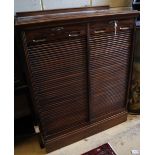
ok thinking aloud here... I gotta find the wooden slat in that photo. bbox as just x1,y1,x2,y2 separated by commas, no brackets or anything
90,29,132,119
23,30,89,138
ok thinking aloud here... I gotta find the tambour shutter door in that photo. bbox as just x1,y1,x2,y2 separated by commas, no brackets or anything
22,24,88,140
89,20,133,120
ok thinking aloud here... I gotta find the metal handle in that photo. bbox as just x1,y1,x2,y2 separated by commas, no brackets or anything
94,30,105,34
114,20,118,35
32,38,46,43
51,27,64,31
69,33,79,37
120,27,130,30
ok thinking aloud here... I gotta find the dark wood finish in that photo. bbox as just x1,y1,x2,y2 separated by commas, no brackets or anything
15,6,110,17
86,23,92,122
89,20,133,120
15,7,138,29
15,6,139,153
125,20,137,110
46,111,127,152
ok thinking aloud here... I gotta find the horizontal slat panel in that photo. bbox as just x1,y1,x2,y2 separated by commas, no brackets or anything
90,29,131,119
38,92,87,109
23,32,88,137
31,72,86,89
42,110,87,136
40,102,87,121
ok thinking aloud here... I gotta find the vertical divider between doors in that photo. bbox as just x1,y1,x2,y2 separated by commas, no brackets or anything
86,23,92,122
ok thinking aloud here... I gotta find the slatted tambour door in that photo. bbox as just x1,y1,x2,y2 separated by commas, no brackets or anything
89,19,133,120
22,24,88,139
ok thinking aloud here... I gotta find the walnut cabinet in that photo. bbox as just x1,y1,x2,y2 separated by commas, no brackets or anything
15,6,139,152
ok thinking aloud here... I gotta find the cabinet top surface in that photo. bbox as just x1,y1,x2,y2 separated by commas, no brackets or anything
15,6,139,27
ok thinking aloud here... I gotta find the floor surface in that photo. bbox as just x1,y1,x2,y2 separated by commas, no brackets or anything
15,114,140,155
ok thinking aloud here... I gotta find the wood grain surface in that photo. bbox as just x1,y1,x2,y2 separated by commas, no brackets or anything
15,6,139,152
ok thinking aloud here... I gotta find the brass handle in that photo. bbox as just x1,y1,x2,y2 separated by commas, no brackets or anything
69,33,80,37
120,27,130,30
94,30,105,34
32,39,46,43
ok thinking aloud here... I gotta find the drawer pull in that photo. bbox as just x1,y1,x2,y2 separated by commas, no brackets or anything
94,30,105,34
114,20,118,35
69,33,79,37
51,27,64,31
32,39,46,43
120,27,130,30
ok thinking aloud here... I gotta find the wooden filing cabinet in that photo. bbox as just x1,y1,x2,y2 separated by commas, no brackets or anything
15,6,139,152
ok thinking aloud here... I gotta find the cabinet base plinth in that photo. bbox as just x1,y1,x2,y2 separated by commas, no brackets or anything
45,111,127,153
